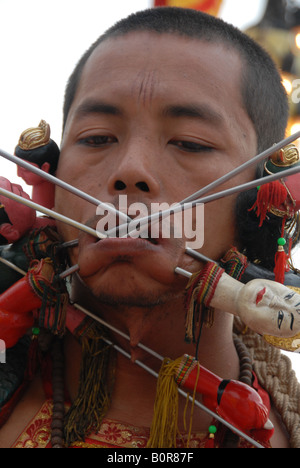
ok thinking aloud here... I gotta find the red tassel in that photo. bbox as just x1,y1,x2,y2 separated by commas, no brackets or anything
274,238,289,284
25,334,40,380
205,436,215,448
249,181,287,227
205,425,217,448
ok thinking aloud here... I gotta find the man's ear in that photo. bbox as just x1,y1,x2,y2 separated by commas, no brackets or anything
0,223,21,243
41,162,51,174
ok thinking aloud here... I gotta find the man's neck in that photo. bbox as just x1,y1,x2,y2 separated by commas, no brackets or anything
65,281,240,431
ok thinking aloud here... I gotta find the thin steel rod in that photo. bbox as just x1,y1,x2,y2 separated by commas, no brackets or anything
58,239,79,249
101,131,300,237
122,160,300,239
100,335,264,448
59,264,80,279
74,303,164,361
185,247,213,264
181,131,300,204
0,147,130,223
107,132,300,237
0,257,27,275
193,163,300,207
0,186,104,239
0,256,264,447
175,267,192,279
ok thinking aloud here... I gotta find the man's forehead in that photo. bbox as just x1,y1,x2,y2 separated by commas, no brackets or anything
66,30,255,153
78,31,244,110
86,30,243,74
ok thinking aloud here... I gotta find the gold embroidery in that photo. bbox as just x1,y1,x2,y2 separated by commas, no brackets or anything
12,400,53,448
11,399,266,448
12,399,209,448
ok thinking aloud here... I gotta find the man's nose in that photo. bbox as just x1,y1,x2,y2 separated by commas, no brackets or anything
107,143,160,197
114,180,151,192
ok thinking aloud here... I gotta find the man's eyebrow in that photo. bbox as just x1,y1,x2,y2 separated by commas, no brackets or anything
162,104,224,124
74,100,123,119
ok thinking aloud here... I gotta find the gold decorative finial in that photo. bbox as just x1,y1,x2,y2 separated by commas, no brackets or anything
264,143,300,175
18,120,51,150
271,143,299,167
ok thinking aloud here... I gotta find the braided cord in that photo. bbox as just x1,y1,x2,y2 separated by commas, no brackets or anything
234,317,300,448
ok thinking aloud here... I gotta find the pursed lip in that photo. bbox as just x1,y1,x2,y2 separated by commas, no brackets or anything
75,213,188,282
78,215,168,259
77,224,167,278
88,235,162,255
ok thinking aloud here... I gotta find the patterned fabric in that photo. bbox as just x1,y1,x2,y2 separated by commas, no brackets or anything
11,399,271,449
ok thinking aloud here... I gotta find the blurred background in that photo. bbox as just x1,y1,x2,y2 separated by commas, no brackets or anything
1,0,300,376
2,0,299,179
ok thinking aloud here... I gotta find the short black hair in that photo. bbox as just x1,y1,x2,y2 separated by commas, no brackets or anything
63,7,289,155
62,7,291,269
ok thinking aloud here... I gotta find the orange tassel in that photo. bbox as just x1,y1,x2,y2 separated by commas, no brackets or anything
249,181,287,227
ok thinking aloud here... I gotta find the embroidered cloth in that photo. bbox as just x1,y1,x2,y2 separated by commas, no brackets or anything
11,399,270,448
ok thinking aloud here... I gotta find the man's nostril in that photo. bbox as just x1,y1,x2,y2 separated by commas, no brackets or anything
114,180,150,192
136,182,149,192
114,180,127,190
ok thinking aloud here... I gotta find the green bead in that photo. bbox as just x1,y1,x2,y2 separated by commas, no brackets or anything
277,238,286,246
208,425,217,435
32,327,40,336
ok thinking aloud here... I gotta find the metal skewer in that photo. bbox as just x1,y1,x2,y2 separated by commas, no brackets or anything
175,267,193,279
0,147,131,223
103,132,300,238
0,132,291,447
185,247,215,264
0,257,27,276
0,186,104,239
3,132,298,243
117,160,300,239
59,264,80,279
58,239,79,249
74,303,164,362
181,131,300,203
0,255,265,448
100,335,264,448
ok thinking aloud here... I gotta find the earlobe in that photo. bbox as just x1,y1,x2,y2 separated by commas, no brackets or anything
0,223,21,243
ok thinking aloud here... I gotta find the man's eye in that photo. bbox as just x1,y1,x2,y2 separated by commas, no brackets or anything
78,135,117,147
170,140,213,153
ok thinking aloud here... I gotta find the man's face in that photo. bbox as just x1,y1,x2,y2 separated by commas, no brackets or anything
55,32,257,306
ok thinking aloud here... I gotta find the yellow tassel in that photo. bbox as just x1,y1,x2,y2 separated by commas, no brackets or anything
147,355,200,449
186,362,200,448
147,357,183,448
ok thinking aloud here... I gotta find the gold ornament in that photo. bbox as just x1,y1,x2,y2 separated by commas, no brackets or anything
18,120,51,150
265,143,300,174
263,333,300,352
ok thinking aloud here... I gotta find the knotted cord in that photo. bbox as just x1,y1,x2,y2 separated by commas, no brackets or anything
234,317,300,448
